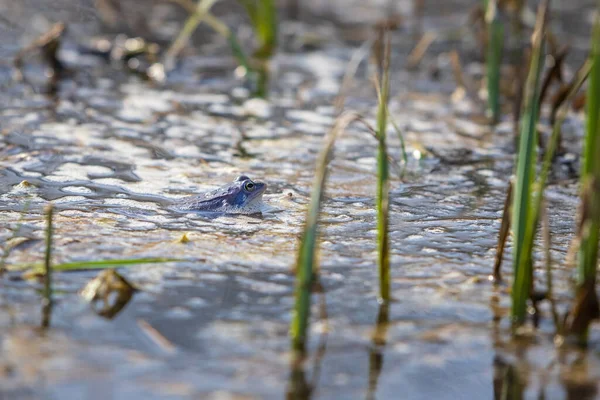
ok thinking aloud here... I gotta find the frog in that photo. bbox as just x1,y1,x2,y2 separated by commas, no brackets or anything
174,175,267,214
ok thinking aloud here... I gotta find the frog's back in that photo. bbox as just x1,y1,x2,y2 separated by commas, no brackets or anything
175,183,237,212
173,175,266,214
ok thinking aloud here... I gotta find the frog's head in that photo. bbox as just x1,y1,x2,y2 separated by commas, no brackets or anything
228,175,267,211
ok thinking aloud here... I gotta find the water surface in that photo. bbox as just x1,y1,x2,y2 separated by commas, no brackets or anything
1,1,600,399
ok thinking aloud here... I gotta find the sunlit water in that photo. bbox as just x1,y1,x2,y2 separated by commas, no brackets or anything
1,1,600,399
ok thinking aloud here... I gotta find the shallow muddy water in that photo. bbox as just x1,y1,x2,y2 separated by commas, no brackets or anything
1,1,600,399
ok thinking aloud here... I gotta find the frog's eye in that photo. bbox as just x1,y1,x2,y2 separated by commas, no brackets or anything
244,181,255,191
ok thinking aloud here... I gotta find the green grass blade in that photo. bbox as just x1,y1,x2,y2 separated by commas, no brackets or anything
239,0,277,59
568,1,600,342
42,203,54,328
289,33,398,350
14,257,182,275
238,0,277,97
375,34,391,302
530,61,591,229
515,61,591,331
511,0,548,325
166,0,275,97
53,258,181,271
577,2,600,286
485,0,504,123
388,115,408,175
226,29,253,73
164,0,220,68
164,0,256,81
290,113,361,354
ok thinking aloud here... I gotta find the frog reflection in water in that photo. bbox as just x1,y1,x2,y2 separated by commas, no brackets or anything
175,175,267,214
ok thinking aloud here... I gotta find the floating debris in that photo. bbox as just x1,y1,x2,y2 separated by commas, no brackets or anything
80,269,136,319
177,233,191,243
